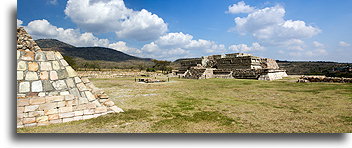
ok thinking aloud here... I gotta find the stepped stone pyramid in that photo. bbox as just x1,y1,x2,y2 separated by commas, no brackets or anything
17,27,123,128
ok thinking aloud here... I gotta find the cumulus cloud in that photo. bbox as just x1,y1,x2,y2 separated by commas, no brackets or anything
141,32,225,59
64,0,167,41
17,19,23,27
339,41,351,47
227,1,255,14
48,0,58,5
228,42,264,52
108,41,141,55
231,4,320,48
313,41,324,48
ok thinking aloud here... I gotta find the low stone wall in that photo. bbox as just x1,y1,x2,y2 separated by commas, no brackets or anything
232,69,263,79
298,76,352,83
77,71,154,78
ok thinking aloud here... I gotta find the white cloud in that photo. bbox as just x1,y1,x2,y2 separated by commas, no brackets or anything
141,32,224,59
232,4,320,47
108,41,141,55
227,1,255,14
48,0,58,5
228,42,264,52
64,0,167,41
17,19,23,27
313,41,324,48
339,41,351,47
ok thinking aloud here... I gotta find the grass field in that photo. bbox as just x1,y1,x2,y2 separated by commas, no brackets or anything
17,76,352,133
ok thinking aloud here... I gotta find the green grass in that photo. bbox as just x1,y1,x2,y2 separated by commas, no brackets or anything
17,76,352,133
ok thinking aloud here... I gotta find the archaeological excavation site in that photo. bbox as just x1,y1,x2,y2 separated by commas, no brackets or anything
16,27,123,128
173,53,288,80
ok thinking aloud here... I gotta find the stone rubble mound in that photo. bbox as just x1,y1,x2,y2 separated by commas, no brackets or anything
17,27,123,128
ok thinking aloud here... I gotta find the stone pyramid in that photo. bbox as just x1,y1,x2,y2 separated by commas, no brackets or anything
17,27,123,128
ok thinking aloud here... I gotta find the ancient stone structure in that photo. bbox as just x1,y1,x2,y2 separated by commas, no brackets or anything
297,76,352,83
17,27,123,128
174,53,287,80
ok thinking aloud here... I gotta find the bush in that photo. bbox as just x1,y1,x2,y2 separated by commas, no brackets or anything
146,68,156,72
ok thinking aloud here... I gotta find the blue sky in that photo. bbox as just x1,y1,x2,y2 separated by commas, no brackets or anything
17,0,352,62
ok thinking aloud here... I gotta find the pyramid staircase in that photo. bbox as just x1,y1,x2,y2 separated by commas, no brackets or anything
16,27,123,128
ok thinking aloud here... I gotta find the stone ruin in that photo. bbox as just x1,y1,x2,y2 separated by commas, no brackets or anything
16,27,123,128
173,53,287,80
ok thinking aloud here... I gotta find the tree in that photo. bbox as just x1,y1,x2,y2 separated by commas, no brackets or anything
152,59,172,74
63,55,77,70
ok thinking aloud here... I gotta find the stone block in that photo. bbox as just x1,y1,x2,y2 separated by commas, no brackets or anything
73,116,83,121
64,95,75,101
40,62,52,71
74,111,84,116
17,106,25,113
49,119,62,124
50,71,58,80
40,71,48,80
37,121,49,126
52,61,60,70
17,71,24,80
29,97,46,105
74,77,82,83
83,109,94,115
18,82,30,93
81,77,90,83
17,61,27,71
76,83,88,91
85,91,96,101
57,101,66,107
69,88,81,97
24,105,39,112
48,91,59,96
86,103,97,109
45,109,58,115
52,80,67,90
39,103,57,111
21,51,35,61
42,80,54,91
36,116,48,122
28,62,39,71
60,59,68,66
17,99,29,107
63,117,74,123
95,106,107,113
35,52,46,61
59,107,73,113
17,50,20,59
66,78,75,88
66,66,77,77
46,51,56,60
75,104,87,110
17,112,24,119
24,123,37,127
59,91,70,95
48,114,59,120
92,100,101,107
31,80,43,92
22,117,36,124
103,100,115,107
59,112,75,118
25,71,39,80
78,97,88,105
55,52,63,59
38,92,46,97
57,69,68,79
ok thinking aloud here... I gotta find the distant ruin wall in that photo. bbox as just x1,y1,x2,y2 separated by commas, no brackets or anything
298,76,352,83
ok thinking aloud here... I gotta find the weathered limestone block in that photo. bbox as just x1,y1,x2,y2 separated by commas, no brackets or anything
83,115,94,120
49,71,58,80
103,100,115,107
57,101,66,107
24,105,39,112
37,121,49,126
87,103,97,109
25,72,39,80
31,80,43,92
63,117,74,123
85,91,96,101
39,102,57,111
95,106,107,113
24,123,37,127
73,116,83,121
55,52,63,60
17,71,24,80
48,114,59,120
109,106,124,113
59,91,70,95
57,69,68,79
60,59,69,66
48,91,59,96
22,117,36,124
17,50,20,59
59,112,75,118
83,109,94,115
52,61,60,70
46,51,56,60
36,116,48,122
59,107,73,113
74,111,84,116
28,111,44,117
21,51,35,61
28,62,39,71
40,62,52,71
40,71,49,80
35,52,46,61
66,78,75,88
66,66,77,77
17,106,25,113
92,100,101,107
78,97,88,105
81,77,90,83
17,99,29,107
17,61,27,71
64,95,74,101
29,97,46,105
19,82,30,93
74,77,82,83
52,80,67,90
49,119,62,124
38,92,46,97
76,83,88,91
45,109,58,115
69,88,80,97
42,80,54,91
